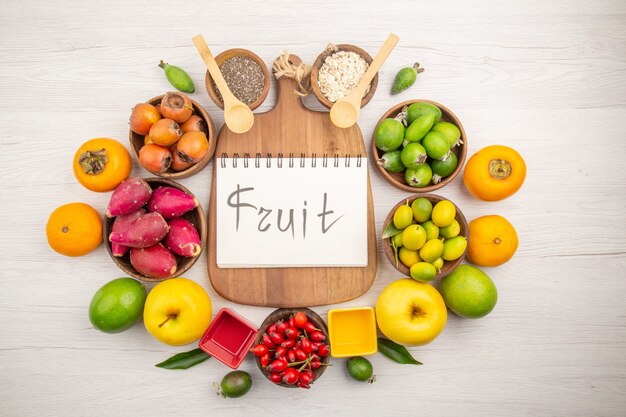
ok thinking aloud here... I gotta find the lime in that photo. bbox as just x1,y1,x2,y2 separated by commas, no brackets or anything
422,131,450,160
406,102,442,125
439,219,460,238
431,152,458,178
440,265,497,318
375,119,405,152
378,150,404,173
89,277,146,334
393,204,413,229
411,197,433,222
400,143,427,169
421,220,439,240
405,113,435,143
347,356,375,382
401,224,427,251
392,233,403,248
399,247,420,268
217,371,252,398
410,262,437,282
442,236,468,261
431,122,461,147
405,164,432,188
419,239,444,263
431,200,456,227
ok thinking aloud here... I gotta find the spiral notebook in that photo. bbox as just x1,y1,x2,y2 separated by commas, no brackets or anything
216,154,368,268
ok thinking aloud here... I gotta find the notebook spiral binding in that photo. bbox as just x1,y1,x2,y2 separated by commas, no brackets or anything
220,153,363,168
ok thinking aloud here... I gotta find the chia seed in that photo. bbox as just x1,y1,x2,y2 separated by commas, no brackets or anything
214,56,265,105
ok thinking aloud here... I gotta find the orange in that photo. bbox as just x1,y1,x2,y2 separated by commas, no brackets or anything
73,138,131,192
46,203,103,257
467,215,518,267
463,145,526,201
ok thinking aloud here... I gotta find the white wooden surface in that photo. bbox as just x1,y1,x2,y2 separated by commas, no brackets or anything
1,0,625,416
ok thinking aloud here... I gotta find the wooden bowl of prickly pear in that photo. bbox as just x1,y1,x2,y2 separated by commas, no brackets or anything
371,100,467,193
382,194,469,280
310,44,378,110
253,308,330,389
204,48,271,111
103,177,207,282
128,94,216,179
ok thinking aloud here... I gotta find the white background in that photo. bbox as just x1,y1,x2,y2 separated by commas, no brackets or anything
1,0,625,416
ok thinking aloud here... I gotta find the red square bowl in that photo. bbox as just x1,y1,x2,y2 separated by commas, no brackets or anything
199,308,258,369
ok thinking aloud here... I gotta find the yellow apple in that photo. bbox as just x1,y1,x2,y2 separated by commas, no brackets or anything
375,278,447,346
144,278,212,346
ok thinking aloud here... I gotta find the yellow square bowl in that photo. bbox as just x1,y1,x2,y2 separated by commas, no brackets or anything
328,307,378,358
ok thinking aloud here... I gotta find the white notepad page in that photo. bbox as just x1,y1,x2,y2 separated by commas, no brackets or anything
216,157,367,268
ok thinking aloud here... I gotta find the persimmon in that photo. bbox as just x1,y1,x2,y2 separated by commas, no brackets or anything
169,144,194,172
139,144,172,174
129,103,161,135
46,203,102,257
177,131,208,163
148,118,182,146
73,138,131,192
463,145,526,201
467,215,518,267
180,115,207,134
160,92,193,123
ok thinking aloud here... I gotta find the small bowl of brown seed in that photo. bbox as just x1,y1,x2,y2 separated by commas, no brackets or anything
310,44,378,110
204,48,271,111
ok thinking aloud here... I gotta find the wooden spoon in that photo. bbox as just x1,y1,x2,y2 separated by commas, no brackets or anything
192,35,254,134
330,33,399,129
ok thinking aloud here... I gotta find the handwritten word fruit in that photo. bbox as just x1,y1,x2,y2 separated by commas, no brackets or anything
73,138,131,192
463,145,526,201
467,215,518,266
347,356,375,383
440,265,497,319
391,62,424,95
89,277,146,333
46,202,102,257
217,371,252,398
143,278,212,345
159,61,195,93
376,278,447,345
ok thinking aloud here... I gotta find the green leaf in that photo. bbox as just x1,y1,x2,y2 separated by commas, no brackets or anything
382,221,403,239
377,338,422,365
155,348,210,370
391,238,399,268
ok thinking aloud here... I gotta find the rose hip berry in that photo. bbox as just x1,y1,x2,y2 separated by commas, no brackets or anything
267,358,288,373
260,353,271,367
269,331,284,345
268,373,283,384
275,346,287,358
295,349,308,361
276,320,288,334
281,339,296,350
301,338,314,354
262,334,275,349
285,327,299,339
317,344,330,357
282,368,300,385
251,344,269,357
299,370,314,385
303,322,319,333
294,312,308,328
287,349,297,363
310,331,326,342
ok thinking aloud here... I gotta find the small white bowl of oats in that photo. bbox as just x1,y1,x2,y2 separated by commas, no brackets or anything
310,44,378,110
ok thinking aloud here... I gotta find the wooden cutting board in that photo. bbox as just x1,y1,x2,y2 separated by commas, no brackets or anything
207,56,377,307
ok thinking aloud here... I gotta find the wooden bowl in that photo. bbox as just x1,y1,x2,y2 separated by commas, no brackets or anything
204,48,270,111
371,100,467,193
254,308,330,388
129,95,216,179
103,177,207,283
382,194,469,279
310,44,378,109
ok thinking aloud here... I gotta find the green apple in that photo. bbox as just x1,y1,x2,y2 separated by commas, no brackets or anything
440,265,497,318
89,277,146,333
